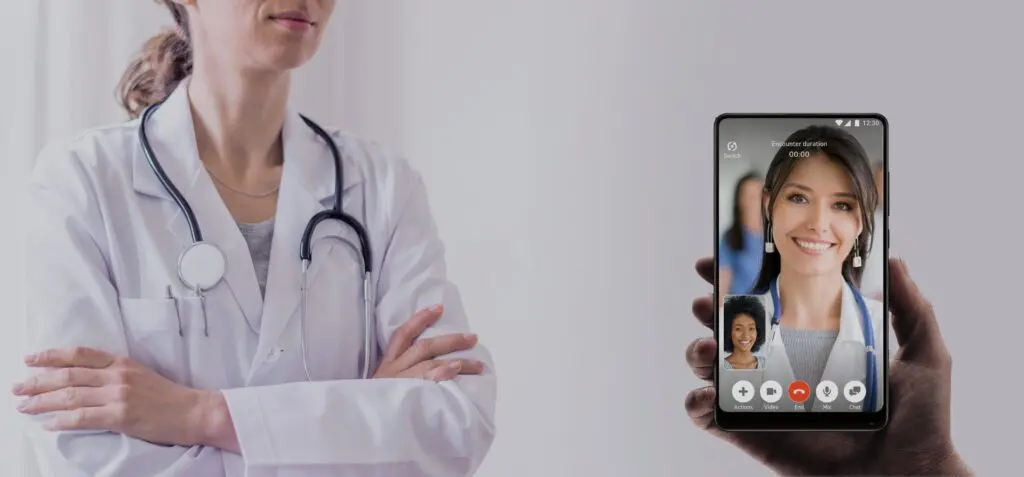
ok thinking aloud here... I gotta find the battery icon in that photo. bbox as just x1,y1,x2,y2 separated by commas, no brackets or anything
854,119,860,127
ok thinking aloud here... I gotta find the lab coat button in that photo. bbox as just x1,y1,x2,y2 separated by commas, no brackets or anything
267,347,283,363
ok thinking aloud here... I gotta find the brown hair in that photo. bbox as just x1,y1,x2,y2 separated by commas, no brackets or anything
750,124,878,294
116,1,193,119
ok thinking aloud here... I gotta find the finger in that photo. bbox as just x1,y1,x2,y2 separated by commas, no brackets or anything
44,406,118,432
12,368,108,397
683,386,806,468
692,295,714,330
401,359,484,379
17,386,110,415
696,257,714,285
392,333,478,372
397,359,445,379
455,359,486,375
684,386,717,431
25,347,116,369
425,361,462,382
685,338,717,381
383,305,444,361
888,258,950,365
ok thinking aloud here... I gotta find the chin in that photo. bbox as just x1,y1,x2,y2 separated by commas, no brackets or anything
780,253,843,277
260,45,318,71
270,53,314,70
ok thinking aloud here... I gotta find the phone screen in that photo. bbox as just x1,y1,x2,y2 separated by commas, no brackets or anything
713,114,888,431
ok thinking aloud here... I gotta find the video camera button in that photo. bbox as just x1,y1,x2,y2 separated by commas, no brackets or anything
760,380,783,403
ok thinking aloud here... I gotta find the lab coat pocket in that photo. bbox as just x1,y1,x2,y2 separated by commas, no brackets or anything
117,297,192,386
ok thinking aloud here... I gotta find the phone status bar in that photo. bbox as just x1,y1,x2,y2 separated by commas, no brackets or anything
833,118,882,128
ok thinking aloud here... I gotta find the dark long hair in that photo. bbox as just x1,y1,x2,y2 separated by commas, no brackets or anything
723,295,767,353
750,125,878,294
724,172,763,251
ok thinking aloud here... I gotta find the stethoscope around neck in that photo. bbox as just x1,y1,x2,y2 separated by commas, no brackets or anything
138,101,377,381
765,278,878,412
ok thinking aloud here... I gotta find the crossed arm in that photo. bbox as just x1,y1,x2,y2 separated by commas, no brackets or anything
16,308,493,476
18,153,497,476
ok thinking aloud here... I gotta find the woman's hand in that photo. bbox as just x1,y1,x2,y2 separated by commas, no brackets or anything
684,257,973,476
12,347,210,447
373,304,486,381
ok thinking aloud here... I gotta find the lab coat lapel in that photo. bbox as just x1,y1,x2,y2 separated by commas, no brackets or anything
250,107,364,376
759,292,796,385
131,81,264,331
812,282,866,411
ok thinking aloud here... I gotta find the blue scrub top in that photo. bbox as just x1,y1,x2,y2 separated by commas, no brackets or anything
718,227,763,295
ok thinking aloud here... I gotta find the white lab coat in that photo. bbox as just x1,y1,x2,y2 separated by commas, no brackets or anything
755,281,886,412
21,80,497,477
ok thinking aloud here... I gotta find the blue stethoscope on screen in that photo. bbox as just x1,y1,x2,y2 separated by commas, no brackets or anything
767,278,877,412
138,101,376,381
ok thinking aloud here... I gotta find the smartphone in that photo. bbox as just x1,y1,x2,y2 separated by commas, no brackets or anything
713,113,888,431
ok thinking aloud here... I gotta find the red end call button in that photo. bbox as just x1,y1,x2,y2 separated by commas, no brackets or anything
788,380,810,403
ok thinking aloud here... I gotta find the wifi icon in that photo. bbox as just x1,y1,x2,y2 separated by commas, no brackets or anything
834,119,844,126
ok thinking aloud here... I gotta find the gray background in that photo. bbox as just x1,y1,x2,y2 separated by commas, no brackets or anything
2,1,1022,476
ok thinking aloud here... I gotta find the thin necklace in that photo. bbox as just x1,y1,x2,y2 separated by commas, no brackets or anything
204,166,280,198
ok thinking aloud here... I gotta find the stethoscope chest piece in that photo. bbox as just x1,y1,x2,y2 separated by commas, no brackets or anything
141,101,373,379
178,241,226,293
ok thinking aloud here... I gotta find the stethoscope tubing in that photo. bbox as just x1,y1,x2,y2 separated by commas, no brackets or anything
140,103,203,243
768,278,877,412
138,101,376,380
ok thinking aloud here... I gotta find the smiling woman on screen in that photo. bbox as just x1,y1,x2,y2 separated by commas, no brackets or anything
722,295,767,370
748,124,885,412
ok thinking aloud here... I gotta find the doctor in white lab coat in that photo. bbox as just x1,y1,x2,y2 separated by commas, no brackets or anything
741,124,886,413
13,1,496,476
755,281,885,412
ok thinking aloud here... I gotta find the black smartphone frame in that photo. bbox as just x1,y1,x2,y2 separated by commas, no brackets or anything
712,112,889,431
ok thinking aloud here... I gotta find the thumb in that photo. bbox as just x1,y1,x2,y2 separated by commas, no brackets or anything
888,257,950,366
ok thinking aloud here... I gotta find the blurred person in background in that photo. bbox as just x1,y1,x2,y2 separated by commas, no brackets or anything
718,172,765,303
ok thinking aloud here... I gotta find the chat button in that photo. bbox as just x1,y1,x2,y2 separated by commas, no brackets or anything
844,380,866,403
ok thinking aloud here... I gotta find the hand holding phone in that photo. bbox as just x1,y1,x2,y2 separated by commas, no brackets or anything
684,258,972,476
712,114,888,430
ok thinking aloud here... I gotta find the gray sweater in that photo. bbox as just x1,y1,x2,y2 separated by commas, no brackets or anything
238,217,275,300
780,327,839,408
